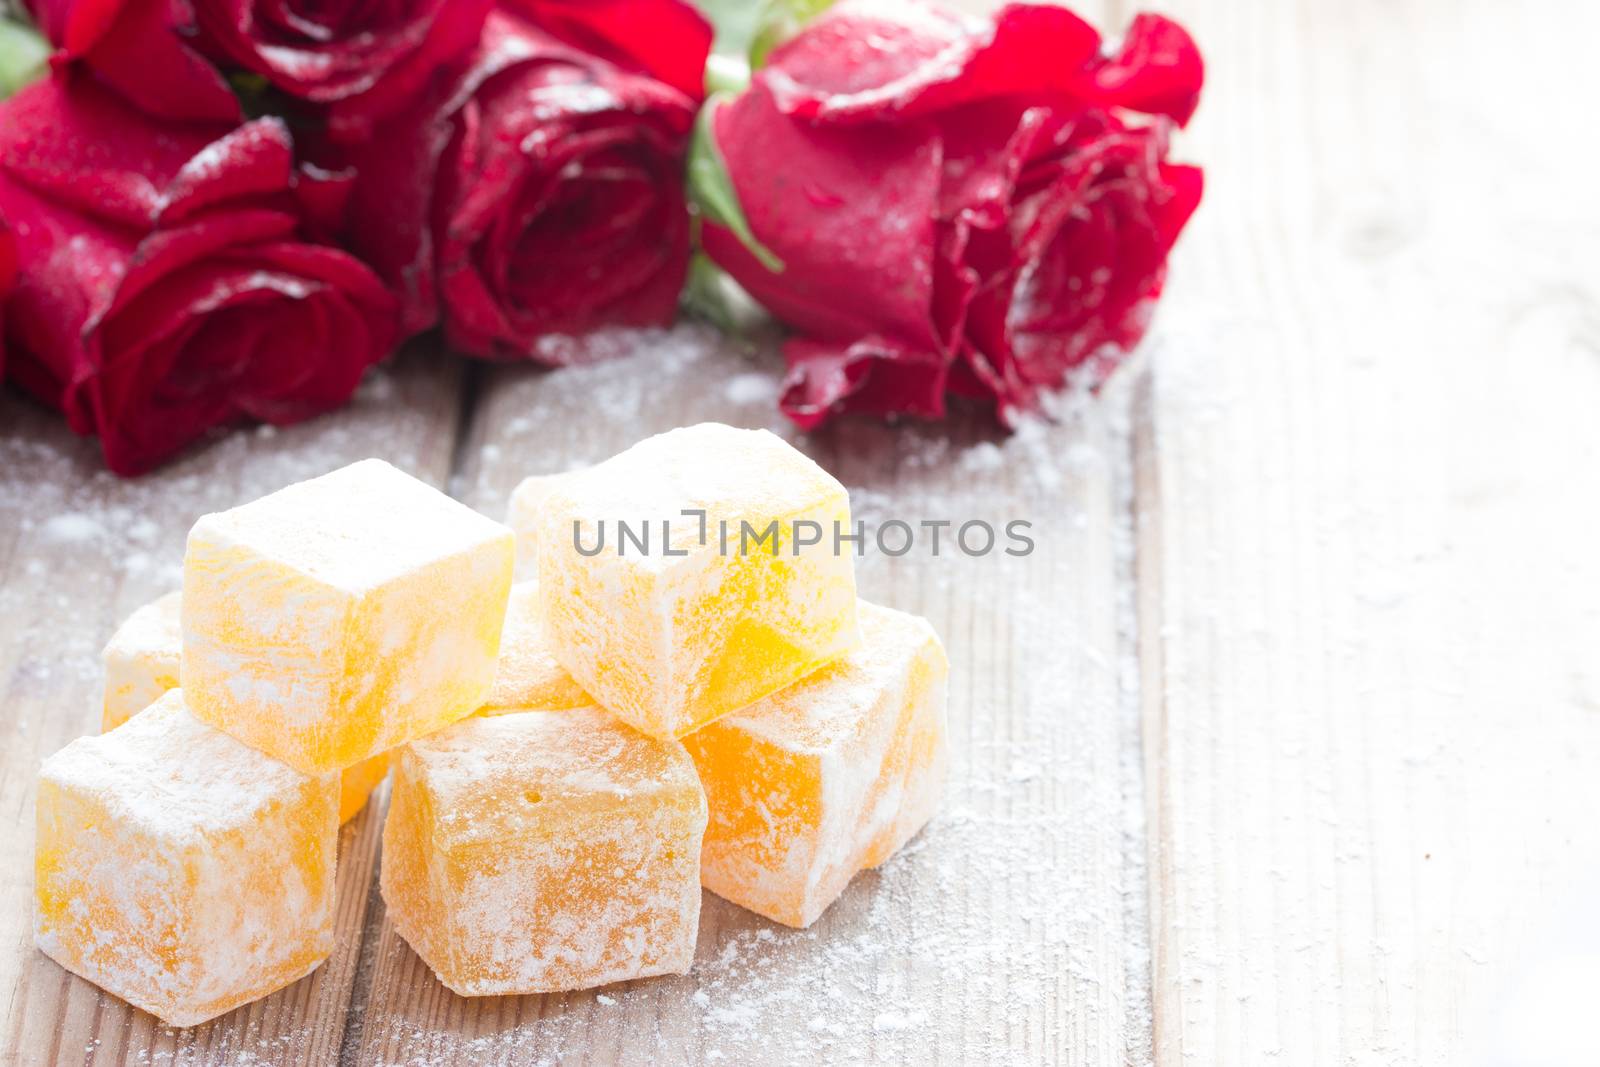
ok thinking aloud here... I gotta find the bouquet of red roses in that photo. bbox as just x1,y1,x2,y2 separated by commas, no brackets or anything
0,0,1200,474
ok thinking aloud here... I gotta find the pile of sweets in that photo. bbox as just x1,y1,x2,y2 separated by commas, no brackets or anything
35,424,949,1025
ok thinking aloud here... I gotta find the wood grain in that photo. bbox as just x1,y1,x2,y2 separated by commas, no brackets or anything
6,0,1595,1063
0,347,464,1067
1135,0,1600,1063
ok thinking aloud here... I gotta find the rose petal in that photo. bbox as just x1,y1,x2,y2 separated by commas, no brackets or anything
158,120,296,227
762,1,1101,123
195,0,492,115
780,334,951,430
762,3,1200,128
702,82,946,353
1,76,208,229
1089,13,1204,126
30,0,240,122
0,219,16,383
500,0,713,102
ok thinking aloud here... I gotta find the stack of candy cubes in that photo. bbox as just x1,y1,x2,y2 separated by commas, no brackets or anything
34,423,949,1024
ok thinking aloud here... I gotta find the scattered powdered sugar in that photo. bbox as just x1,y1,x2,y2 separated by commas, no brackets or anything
723,372,781,407
40,512,104,544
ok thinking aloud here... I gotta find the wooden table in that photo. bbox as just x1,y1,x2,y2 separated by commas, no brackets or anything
3,0,1597,1063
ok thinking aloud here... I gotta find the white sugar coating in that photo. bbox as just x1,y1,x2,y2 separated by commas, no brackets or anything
43,691,330,838
189,458,511,594
480,581,590,712
35,691,339,1026
405,708,697,848
384,707,707,995
101,590,182,731
182,458,514,774
505,470,586,579
535,423,846,574
103,590,182,662
723,601,941,754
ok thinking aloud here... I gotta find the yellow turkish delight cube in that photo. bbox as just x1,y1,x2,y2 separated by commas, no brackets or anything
35,690,338,1026
536,423,860,740
505,470,584,579
683,601,949,928
101,589,181,733
382,706,706,995
100,590,390,823
183,459,514,775
479,580,590,714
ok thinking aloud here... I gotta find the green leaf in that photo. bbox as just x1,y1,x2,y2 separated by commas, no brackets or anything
0,13,49,101
687,95,784,274
681,252,777,340
691,0,838,90
691,0,762,93
750,0,836,70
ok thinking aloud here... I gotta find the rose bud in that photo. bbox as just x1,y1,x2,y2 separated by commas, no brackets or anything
329,1,710,361
698,0,1204,429
0,76,397,475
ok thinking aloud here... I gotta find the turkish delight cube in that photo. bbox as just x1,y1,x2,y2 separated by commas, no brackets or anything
100,590,390,823
381,706,706,995
101,589,181,733
479,580,590,714
35,690,339,1026
683,601,949,928
182,459,514,775
536,423,860,740
505,470,583,580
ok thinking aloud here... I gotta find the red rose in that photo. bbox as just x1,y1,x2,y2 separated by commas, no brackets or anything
700,0,1204,429
0,221,15,383
332,1,709,361
0,76,397,475
25,0,492,135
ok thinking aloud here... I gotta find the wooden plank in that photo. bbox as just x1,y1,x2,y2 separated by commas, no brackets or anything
1135,0,1600,1063
346,324,1144,1066
0,346,464,1067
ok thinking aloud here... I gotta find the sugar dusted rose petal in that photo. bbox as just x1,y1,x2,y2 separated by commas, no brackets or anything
157,122,297,227
701,83,946,352
780,335,952,430
937,102,1062,229
760,0,977,120
762,2,1199,128
1090,13,1205,126
2,72,202,228
964,126,1203,419
762,1,1102,124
